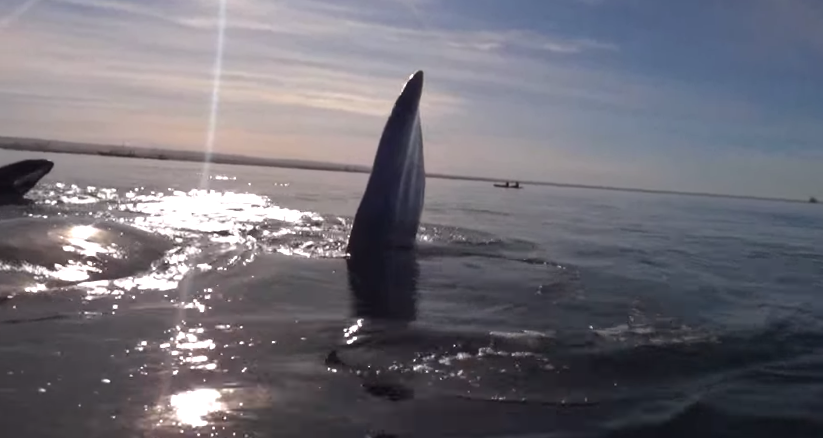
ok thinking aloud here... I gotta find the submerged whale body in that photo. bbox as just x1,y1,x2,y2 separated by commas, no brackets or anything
0,159,54,205
0,218,172,295
345,70,426,327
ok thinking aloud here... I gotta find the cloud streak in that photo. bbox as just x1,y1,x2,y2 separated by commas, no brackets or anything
0,0,43,30
0,0,821,198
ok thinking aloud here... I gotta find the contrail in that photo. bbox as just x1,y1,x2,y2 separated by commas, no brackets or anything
198,0,228,191
0,0,43,31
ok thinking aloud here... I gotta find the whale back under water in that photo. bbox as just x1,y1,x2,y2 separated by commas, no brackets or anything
0,217,172,295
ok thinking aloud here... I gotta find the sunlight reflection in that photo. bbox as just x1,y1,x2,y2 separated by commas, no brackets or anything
68,225,98,241
23,283,47,293
50,262,97,282
5,177,345,300
38,224,122,284
343,318,364,345
147,385,270,434
169,388,224,428
153,324,219,372
125,189,313,236
61,230,115,259
79,245,198,297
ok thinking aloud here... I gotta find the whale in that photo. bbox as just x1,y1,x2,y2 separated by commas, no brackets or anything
344,70,425,328
346,70,425,256
329,70,427,401
0,159,55,205
335,76,555,406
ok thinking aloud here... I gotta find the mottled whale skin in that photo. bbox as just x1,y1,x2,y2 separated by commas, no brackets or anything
345,70,425,326
0,159,54,205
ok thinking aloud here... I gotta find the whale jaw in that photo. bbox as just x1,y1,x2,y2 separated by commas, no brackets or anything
346,70,426,256
0,159,55,203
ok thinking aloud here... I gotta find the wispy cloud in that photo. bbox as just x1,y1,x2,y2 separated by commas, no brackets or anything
1,0,622,128
0,0,42,30
0,0,821,197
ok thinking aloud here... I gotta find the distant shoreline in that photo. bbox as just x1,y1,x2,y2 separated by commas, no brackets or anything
0,135,810,204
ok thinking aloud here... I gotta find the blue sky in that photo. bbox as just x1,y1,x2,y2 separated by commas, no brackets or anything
1,0,821,198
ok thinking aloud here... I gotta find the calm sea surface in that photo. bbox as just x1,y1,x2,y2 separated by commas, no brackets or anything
1,149,822,437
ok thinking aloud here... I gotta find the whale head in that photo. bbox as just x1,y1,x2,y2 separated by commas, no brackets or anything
0,159,54,204
346,70,425,256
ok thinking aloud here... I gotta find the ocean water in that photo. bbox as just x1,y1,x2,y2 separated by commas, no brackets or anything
1,149,822,438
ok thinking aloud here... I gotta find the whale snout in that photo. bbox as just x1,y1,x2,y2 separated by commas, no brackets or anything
399,70,424,109
0,159,56,202
35,159,55,173
20,159,54,175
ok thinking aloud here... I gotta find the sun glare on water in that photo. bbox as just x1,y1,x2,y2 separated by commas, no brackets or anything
169,388,225,428
68,225,99,241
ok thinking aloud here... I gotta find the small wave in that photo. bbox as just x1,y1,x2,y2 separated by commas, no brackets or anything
591,322,717,347
0,314,69,325
458,207,512,217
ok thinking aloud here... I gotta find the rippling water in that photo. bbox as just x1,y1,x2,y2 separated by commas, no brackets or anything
1,150,822,437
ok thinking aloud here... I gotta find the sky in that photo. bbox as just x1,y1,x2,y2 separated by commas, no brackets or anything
1,0,822,198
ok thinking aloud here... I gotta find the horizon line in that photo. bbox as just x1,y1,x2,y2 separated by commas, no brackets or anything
0,135,814,205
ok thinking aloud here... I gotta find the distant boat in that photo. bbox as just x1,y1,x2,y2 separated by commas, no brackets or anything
811,197,818,204
493,181,522,189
